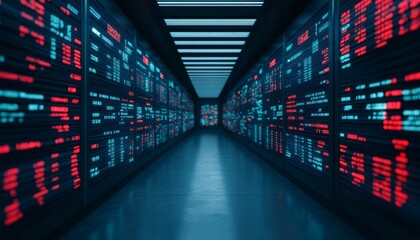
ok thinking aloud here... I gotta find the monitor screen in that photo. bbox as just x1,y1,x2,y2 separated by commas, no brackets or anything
201,104,219,127
87,0,135,181
284,4,331,181
338,0,420,224
263,49,284,155
0,0,82,227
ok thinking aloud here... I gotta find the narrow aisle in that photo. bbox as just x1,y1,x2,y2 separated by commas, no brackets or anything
62,130,363,240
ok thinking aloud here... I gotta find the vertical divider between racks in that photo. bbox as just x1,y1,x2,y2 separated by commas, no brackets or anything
331,0,340,204
281,34,286,169
133,31,137,165
81,0,89,206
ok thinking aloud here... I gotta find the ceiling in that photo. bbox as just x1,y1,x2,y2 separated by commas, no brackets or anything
114,0,312,99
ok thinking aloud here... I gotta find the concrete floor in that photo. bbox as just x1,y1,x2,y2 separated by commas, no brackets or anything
61,130,364,240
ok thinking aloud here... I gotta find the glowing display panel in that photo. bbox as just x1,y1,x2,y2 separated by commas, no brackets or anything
155,72,168,146
284,4,331,181
222,91,239,133
201,104,219,127
237,80,249,136
249,71,263,144
169,80,181,139
182,92,195,132
263,50,284,155
0,0,82,228
338,0,420,224
88,0,135,181
135,47,155,154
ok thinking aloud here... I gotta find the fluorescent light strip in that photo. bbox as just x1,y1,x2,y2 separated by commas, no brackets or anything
182,57,238,61
194,87,225,90
192,83,227,85
192,81,226,83
191,75,229,77
188,73,230,77
190,76,229,78
193,81,226,83
187,70,231,73
170,32,249,38
186,66,234,69
192,81,227,84
158,2,263,7
190,75,229,78
189,75,230,77
175,40,245,46
178,49,241,53
184,61,236,65
194,82,225,85
165,19,256,26
191,79,228,81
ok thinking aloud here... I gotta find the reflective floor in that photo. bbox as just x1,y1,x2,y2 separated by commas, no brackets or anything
61,130,364,240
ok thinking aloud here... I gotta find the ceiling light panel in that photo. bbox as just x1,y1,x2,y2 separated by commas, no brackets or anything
170,32,249,38
178,49,241,53
165,19,256,26
174,40,245,46
186,66,234,69
192,81,227,84
191,80,228,83
188,72,230,76
182,57,238,61
184,61,236,65
190,75,229,78
187,70,231,73
192,82,227,85
190,78,229,80
158,2,264,7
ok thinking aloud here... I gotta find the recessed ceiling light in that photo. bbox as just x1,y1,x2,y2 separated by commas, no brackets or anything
174,40,245,46
170,32,249,38
178,49,242,53
184,61,236,65
165,19,256,26
182,57,238,61
186,66,234,69
187,70,232,73
158,2,264,7
193,84,226,87
189,72,230,74
191,80,228,82
189,74,229,77
191,81,227,84
190,77,230,79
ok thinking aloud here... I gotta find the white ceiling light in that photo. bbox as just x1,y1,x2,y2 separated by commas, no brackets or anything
191,79,228,82
186,66,234,69
190,77,228,80
170,32,249,38
165,19,256,26
178,49,242,53
191,81,227,84
188,74,230,78
184,61,236,65
174,40,245,45
158,2,264,7
182,57,238,61
187,70,232,73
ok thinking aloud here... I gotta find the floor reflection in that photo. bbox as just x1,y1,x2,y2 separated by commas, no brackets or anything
61,130,363,240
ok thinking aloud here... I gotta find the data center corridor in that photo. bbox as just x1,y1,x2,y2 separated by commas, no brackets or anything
1,0,419,238
61,130,362,240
